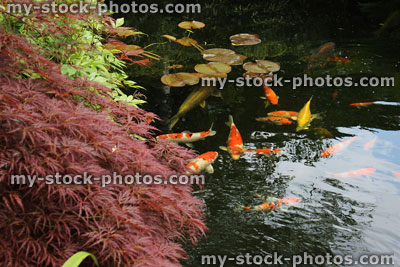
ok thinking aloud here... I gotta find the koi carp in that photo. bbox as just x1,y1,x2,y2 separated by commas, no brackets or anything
256,116,293,125
363,137,377,150
295,96,313,131
306,42,335,72
261,85,278,107
349,102,375,107
157,124,216,147
328,56,350,63
267,110,298,119
186,151,218,174
243,148,282,154
331,168,376,178
321,136,357,157
219,115,244,160
242,197,301,211
169,86,216,129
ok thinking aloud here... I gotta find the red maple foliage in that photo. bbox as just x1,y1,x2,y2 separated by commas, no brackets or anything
0,5,206,267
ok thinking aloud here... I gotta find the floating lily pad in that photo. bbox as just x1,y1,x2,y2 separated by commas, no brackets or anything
202,48,246,65
178,21,205,30
194,62,231,77
175,37,198,47
229,33,261,46
243,60,280,73
161,72,201,87
242,72,274,81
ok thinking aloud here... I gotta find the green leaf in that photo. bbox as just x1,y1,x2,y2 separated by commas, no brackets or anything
62,251,99,267
116,18,124,27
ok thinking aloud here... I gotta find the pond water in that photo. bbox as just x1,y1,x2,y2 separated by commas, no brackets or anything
121,1,400,266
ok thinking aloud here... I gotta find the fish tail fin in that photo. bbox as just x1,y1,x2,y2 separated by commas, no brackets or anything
208,122,216,136
225,115,234,127
168,114,180,130
264,101,270,108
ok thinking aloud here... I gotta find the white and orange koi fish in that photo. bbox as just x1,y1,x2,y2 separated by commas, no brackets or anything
186,151,218,174
321,136,357,157
363,137,377,150
330,168,376,178
157,124,216,147
219,115,244,160
242,197,301,211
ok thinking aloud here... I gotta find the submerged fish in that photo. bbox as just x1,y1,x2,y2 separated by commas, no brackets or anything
169,86,216,129
312,128,334,139
331,168,376,178
363,137,377,150
327,56,350,63
186,151,218,174
267,110,298,119
321,136,357,157
296,96,313,131
256,116,293,125
349,102,375,107
243,148,282,154
219,115,244,160
242,197,301,211
261,85,278,107
306,42,335,72
157,124,216,146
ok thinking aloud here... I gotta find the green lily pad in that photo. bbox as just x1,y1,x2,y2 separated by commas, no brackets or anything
243,60,280,73
194,62,231,77
178,21,205,30
229,33,261,46
161,72,201,87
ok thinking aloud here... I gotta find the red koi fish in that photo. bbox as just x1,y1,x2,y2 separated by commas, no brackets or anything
363,137,377,150
267,111,298,119
243,197,301,211
256,116,293,125
261,85,278,106
392,171,400,181
243,148,282,154
321,136,357,157
328,56,350,63
349,102,375,107
219,115,244,160
186,151,218,174
331,168,376,178
157,124,216,146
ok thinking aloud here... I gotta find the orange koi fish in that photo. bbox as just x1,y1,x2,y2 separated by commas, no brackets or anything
267,111,298,119
256,116,293,125
306,42,335,71
349,102,375,107
331,168,376,178
392,171,400,181
261,85,278,107
157,124,216,146
321,136,357,157
219,115,244,160
243,197,301,211
186,151,218,174
363,137,377,150
328,56,350,63
243,148,282,154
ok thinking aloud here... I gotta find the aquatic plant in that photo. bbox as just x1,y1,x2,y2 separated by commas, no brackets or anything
0,1,206,266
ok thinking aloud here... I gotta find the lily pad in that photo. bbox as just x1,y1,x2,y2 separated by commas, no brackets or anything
178,21,205,30
243,60,280,73
194,62,231,77
229,33,261,46
161,72,201,87
175,37,198,47
202,48,246,65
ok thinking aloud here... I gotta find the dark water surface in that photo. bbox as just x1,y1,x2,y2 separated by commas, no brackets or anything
120,1,400,266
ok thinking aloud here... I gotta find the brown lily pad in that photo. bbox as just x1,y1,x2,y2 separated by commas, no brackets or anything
162,34,177,41
175,37,198,47
202,48,246,65
194,62,231,77
161,72,200,87
243,60,280,73
178,21,205,30
229,33,261,46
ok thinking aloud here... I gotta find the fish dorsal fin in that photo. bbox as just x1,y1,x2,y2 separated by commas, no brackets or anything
219,146,228,151
205,164,214,174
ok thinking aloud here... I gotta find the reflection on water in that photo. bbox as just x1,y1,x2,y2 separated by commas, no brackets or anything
120,1,400,265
